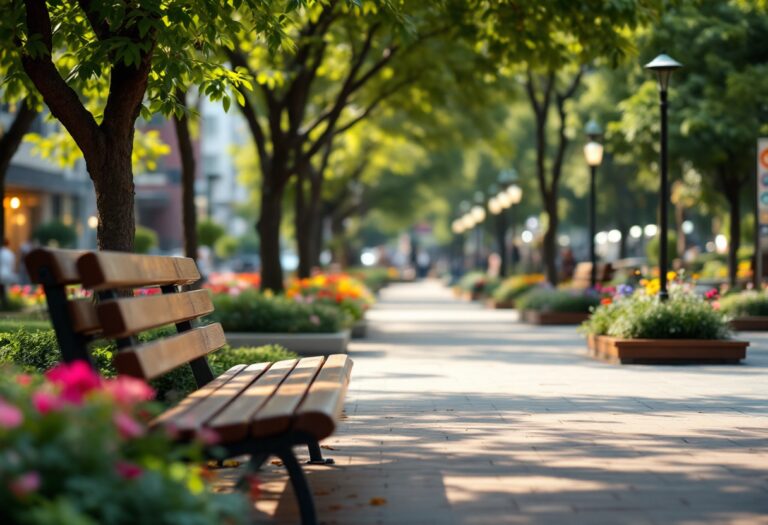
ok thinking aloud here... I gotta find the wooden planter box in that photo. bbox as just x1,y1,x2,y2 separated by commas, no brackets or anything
729,316,768,331
351,319,367,339
590,335,749,364
485,299,515,309
225,330,350,356
521,310,590,325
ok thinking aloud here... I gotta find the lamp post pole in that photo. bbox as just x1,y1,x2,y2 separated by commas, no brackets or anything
659,87,670,300
584,119,604,289
589,163,597,287
646,53,682,301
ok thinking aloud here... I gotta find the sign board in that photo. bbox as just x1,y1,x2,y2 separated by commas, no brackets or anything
757,138,768,282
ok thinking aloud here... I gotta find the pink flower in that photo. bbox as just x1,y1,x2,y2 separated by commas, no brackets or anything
196,427,220,445
103,376,155,406
113,412,145,439
115,461,143,480
31,391,64,414
705,288,719,300
711,301,721,311
309,314,320,326
15,374,32,386
45,361,101,403
9,472,40,498
0,398,23,429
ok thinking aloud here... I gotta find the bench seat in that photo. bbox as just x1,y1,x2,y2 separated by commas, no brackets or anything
153,355,353,443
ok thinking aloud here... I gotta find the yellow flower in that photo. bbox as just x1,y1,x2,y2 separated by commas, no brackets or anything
263,289,274,298
667,271,677,281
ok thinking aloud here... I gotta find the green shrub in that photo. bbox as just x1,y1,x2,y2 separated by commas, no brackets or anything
492,274,546,303
719,290,768,317
646,232,678,266
517,288,600,313
134,225,159,254
33,221,77,248
209,290,348,333
215,235,239,259
0,294,25,312
457,271,499,296
0,324,297,403
581,289,730,340
197,219,225,248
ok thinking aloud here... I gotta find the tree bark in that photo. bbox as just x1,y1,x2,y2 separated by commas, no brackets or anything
173,90,198,262
259,180,287,292
88,136,136,252
295,172,312,278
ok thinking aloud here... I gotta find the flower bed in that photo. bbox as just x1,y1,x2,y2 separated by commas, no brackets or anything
581,278,748,363
286,273,373,324
517,288,601,324
490,274,545,308
0,362,250,524
209,290,348,333
719,290,768,330
455,272,500,301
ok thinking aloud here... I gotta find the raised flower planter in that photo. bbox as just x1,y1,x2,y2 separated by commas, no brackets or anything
720,290,768,331
351,319,367,338
226,330,351,356
590,335,749,364
522,310,590,325
729,317,768,331
582,279,749,365
517,288,600,325
485,299,515,309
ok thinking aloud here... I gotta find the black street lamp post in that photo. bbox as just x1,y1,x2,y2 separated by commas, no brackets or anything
583,120,604,288
645,53,682,301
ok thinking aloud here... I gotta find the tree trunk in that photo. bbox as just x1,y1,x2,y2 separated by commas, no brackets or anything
88,135,136,252
675,202,686,262
542,194,559,285
173,90,198,262
295,173,313,279
309,205,324,268
726,184,740,288
259,181,287,292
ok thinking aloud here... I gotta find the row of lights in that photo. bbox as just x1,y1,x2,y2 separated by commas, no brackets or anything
451,181,523,235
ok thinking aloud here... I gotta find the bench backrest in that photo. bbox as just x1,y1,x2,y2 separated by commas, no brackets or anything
25,248,221,388
571,262,614,288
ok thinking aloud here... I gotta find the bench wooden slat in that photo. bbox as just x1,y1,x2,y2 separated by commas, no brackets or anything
207,359,299,442
293,354,353,441
166,362,273,439
68,299,100,335
114,323,226,380
25,248,85,285
152,364,247,429
251,356,325,439
97,289,213,338
77,251,200,290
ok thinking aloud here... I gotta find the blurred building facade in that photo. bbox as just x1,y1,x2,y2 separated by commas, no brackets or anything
0,105,96,258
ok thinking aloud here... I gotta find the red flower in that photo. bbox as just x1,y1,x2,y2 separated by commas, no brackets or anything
31,391,64,414
600,298,612,306
115,461,143,480
9,472,40,498
45,361,101,403
113,411,145,439
103,376,155,406
0,398,23,428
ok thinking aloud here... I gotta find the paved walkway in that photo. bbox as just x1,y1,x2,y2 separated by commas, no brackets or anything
253,280,768,524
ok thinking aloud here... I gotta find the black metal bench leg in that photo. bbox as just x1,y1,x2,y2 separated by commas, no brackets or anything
248,452,269,471
307,440,334,465
277,447,318,525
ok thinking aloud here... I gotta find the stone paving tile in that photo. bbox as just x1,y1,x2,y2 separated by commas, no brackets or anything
241,280,768,524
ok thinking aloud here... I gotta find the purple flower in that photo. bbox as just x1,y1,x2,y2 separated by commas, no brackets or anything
617,284,634,296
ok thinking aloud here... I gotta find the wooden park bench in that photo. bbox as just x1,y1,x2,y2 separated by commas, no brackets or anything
570,262,614,289
25,248,353,525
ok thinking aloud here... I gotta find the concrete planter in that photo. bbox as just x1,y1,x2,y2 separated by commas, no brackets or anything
225,330,350,356
351,319,367,339
590,335,749,364
521,310,590,325
729,316,768,331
